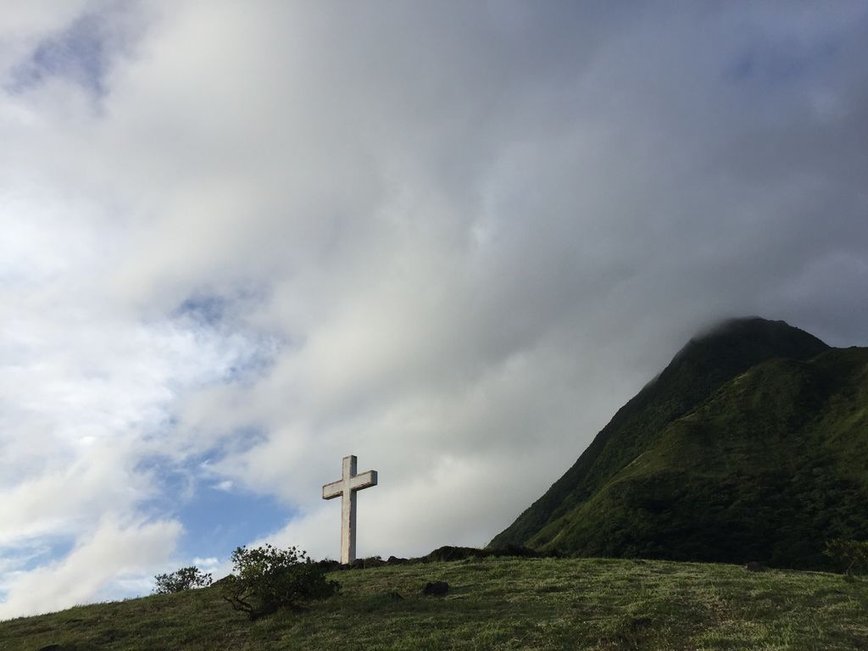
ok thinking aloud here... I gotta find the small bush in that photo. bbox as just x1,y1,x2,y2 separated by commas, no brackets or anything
221,544,339,620
824,539,868,576
153,566,213,594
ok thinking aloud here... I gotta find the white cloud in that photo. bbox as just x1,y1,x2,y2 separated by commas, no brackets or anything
0,517,181,619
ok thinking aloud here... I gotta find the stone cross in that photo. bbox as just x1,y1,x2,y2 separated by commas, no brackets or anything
322,455,378,564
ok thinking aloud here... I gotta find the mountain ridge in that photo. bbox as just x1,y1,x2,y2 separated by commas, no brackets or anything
490,317,866,569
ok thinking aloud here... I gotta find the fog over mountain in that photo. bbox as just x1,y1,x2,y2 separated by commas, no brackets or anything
1,2,868,618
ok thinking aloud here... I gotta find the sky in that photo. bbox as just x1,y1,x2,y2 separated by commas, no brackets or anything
1,0,868,619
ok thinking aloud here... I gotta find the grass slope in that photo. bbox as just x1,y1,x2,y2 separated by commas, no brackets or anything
490,318,868,569
1,557,867,650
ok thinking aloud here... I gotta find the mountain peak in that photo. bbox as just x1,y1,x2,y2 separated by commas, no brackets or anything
658,317,829,391
488,317,854,568
690,316,829,350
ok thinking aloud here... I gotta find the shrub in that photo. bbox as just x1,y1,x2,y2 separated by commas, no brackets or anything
221,544,339,620
824,539,868,576
153,566,213,594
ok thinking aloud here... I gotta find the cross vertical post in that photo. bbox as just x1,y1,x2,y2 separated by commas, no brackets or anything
322,455,378,564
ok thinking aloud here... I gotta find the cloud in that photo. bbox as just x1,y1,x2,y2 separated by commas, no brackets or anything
0,517,180,619
2,1,868,616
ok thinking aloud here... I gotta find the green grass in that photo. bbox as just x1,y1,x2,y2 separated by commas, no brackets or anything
1,557,867,650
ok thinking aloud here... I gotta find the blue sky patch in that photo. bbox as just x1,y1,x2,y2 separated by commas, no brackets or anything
0,536,75,574
175,483,294,560
6,12,115,97
138,439,291,562
174,293,229,327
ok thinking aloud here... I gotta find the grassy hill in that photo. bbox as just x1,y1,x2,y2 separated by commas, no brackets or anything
490,318,868,569
1,557,867,650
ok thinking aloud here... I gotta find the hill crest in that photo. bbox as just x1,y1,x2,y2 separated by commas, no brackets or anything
488,317,867,569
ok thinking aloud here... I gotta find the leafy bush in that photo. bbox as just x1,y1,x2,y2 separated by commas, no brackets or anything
221,544,339,620
153,566,213,594
824,539,868,576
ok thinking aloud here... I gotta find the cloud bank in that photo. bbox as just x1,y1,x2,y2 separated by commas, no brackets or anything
1,1,867,617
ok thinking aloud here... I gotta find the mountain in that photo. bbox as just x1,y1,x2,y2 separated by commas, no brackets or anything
490,317,868,569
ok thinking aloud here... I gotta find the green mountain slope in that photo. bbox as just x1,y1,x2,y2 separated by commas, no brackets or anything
490,317,868,569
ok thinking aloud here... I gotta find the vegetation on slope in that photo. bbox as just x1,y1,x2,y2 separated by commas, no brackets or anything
490,318,868,570
1,557,866,650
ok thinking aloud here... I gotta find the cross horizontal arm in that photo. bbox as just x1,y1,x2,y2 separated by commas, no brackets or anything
350,470,377,490
322,480,344,500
